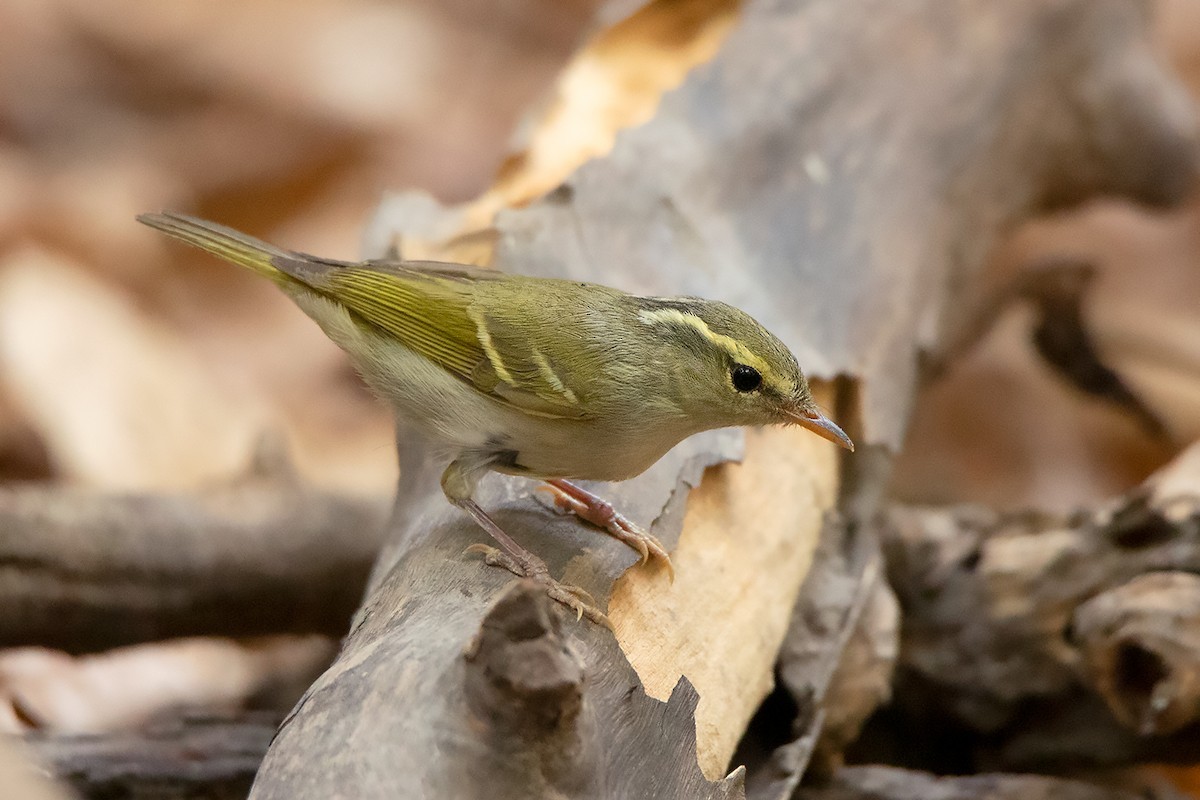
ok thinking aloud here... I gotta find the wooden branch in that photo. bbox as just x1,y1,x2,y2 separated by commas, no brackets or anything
25,713,277,800
257,433,754,799
251,0,1199,796
963,570,1200,770
929,259,1168,437
0,440,389,652
882,442,1200,754
795,766,1160,800
1073,571,1200,736
0,636,334,735
746,514,899,800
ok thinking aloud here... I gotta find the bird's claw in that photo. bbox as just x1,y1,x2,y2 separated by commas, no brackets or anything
463,543,524,575
545,583,610,628
464,544,609,628
611,516,673,580
536,484,675,583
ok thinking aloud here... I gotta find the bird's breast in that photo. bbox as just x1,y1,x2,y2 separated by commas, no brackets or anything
493,414,697,483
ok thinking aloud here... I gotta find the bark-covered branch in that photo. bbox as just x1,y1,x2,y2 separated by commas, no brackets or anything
0,440,389,652
796,766,1173,800
882,442,1200,766
745,512,899,800
25,713,277,800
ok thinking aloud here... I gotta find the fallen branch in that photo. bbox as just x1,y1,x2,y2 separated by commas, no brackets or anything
25,712,277,800
882,441,1200,761
0,440,389,652
1073,571,1200,736
0,636,334,735
795,766,1167,800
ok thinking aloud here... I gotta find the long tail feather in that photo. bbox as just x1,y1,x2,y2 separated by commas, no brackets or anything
137,212,291,284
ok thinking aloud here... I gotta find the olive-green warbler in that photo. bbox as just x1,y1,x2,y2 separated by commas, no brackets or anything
139,212,852,625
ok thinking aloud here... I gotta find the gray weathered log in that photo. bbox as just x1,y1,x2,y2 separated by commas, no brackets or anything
250,0,1199,796
795,765,1174,800
259,435,746,798
888,441,1200,753
747,515,899,800
24,712,277,800
1073,571,1200,736
0,440,390,652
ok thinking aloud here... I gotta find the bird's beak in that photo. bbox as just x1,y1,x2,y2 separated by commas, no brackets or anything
787,406,855,451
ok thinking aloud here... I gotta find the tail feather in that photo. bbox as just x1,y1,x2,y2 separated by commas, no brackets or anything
137,212,292,284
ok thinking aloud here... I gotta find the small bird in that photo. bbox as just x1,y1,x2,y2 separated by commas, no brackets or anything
139,213,853,626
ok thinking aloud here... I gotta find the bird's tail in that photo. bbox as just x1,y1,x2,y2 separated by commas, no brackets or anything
137,212,292,285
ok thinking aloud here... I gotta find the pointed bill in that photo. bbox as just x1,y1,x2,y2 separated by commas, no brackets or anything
788,408,854,451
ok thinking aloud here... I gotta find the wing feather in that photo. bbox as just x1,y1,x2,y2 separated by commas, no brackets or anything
296,263,587,419
138,213,584,418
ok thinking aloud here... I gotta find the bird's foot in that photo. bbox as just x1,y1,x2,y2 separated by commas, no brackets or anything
538,479,675,582
464,544,611,628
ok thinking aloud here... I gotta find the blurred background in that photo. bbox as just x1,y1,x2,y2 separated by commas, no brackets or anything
892,1,1200,510
3,0,1200,795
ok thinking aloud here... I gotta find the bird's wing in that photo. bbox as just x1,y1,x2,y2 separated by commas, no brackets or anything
136,213,586,418
283,259,589,419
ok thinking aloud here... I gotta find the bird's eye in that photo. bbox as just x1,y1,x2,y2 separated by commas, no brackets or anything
731,364,762,392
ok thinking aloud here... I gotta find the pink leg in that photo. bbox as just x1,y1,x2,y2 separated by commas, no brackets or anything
540,480,674,581
455,498,609,627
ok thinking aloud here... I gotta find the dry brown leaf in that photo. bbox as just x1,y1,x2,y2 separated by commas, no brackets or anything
895,200,1200,512
0,636,334,735
0,737,69,800
377,0,741,261
0,246,263,488
894,305,1173,511
1137,765,1200,800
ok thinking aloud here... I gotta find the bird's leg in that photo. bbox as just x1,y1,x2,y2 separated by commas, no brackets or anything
538,479,674,581
454,498,610,628
456,497,544,576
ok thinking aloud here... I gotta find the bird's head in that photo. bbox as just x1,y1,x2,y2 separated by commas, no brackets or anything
635,298,854,451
